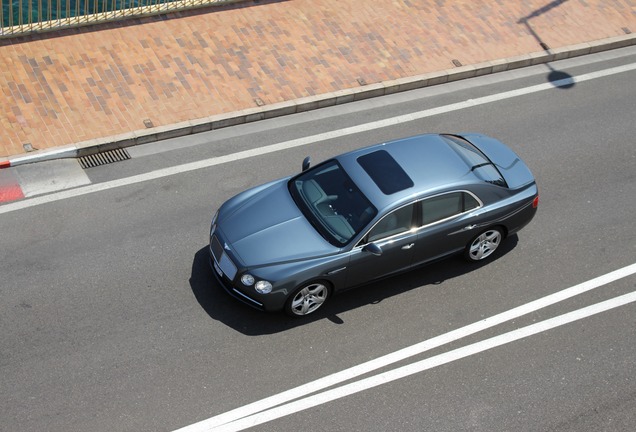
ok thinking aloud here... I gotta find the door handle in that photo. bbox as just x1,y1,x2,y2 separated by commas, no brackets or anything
464,224,477,230
401,243,415,250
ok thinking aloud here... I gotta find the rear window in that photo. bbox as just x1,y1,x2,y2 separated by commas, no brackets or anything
357,150,414,194
441,135,507,187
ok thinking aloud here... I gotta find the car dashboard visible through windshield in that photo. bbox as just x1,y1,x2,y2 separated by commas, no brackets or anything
290,160,376,246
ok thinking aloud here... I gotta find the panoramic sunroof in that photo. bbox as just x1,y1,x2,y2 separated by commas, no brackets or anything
357,150,414,195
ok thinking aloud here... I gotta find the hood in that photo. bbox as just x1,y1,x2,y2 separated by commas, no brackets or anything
462,133,535,189
218,179,336,266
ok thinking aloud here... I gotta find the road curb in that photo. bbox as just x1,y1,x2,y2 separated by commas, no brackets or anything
1,33,634,169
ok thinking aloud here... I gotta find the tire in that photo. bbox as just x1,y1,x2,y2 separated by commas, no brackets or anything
285,281,330,317
464,227,503,262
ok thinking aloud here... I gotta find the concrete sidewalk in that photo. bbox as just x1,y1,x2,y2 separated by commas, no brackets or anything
1,0,635,166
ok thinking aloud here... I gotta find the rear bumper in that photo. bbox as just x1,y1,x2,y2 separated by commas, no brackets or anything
503,196,538,236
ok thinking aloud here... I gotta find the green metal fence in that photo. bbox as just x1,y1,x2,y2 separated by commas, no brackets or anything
1,0,236,37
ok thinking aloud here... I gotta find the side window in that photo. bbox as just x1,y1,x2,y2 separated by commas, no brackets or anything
367,204,415,242
421,192,480,226
463,192,480,211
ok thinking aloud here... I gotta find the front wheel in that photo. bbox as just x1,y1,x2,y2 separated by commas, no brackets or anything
285,281,330,317
464,227,503,262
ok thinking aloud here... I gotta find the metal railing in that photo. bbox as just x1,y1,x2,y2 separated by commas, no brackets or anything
1,0,237,37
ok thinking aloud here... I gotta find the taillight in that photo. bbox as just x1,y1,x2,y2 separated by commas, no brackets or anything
532,195,540,208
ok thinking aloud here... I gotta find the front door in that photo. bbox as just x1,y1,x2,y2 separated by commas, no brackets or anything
344,203,417,288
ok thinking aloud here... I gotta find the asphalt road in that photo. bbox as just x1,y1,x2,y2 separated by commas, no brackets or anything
1,47,636,432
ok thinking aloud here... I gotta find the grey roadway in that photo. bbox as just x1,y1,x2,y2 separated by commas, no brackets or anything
1,48,636,432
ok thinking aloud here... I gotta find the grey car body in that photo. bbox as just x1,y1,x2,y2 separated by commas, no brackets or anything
209,133,538,316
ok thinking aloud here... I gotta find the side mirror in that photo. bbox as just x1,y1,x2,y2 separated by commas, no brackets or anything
302,156,311,171
363,243,382,256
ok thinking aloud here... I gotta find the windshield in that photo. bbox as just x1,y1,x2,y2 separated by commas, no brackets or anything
289,160,377,246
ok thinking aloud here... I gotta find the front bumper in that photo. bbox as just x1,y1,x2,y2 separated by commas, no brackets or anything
209,242,266,311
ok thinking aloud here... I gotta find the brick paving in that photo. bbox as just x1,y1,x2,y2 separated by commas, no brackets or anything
0,0,635,159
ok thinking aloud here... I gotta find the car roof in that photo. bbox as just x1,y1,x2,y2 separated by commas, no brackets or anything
336,134,475,211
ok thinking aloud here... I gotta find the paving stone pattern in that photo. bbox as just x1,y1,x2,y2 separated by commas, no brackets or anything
0,0,634,158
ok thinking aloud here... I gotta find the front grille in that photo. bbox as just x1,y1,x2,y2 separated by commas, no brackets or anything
210,235,237,280
211,235,224,262
218,253,237,280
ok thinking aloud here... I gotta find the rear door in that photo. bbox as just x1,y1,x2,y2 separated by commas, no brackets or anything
412,191,482,265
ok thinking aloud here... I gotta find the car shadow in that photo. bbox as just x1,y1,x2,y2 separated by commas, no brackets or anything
189,234,518,335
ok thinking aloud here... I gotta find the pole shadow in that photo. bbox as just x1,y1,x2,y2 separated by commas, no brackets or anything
517,0,575,89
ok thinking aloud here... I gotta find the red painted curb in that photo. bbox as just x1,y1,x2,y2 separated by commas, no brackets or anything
0,160,11,169
0,184,24,202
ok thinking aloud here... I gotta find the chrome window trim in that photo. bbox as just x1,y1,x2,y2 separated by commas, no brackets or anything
354,201,417,249
418,190,483,229
354,190,483,249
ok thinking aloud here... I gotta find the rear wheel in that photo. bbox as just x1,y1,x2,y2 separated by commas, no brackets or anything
464,227,503,262
285,281,330,317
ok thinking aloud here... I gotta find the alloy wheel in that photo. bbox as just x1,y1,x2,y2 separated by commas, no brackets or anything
288,282,329,316
467,228,502,261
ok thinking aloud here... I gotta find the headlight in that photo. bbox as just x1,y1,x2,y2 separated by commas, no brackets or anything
241,274,255,286
255,280,273,294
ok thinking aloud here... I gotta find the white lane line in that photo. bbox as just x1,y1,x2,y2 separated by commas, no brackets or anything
174,263,636,432
2,62,636,215
214,290,636,432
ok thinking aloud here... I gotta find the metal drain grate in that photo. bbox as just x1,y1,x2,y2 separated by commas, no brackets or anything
79,148,131,169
